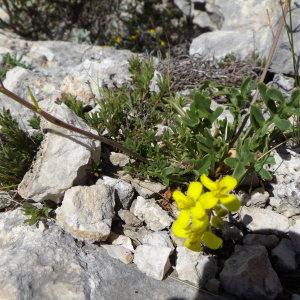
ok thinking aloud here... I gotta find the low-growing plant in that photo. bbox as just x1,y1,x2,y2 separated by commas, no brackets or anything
66,57,300,188
0,53,30,81
22,202,51,225
0,110,42,190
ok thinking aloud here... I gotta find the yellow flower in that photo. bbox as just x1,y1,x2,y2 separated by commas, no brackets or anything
114,36,122,45
147,28,157,35
199,175,240,212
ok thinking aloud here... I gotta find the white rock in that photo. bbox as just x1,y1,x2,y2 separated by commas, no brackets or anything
61,51,132,104
131,180,165,198
0,192,12,209
247,187,269,208
56,183,115,242
18,102,101,203
175,246,217,287
142,231,174,250
109,234,135,252
118,209,143,227
101,244,133,264
220,245,282,300
289,219,300,254
134,245,172,280
100,176,134,209
109,152,130,167
130,196,173,231
271,238,297,271
243,234,279,249
240,206,289,234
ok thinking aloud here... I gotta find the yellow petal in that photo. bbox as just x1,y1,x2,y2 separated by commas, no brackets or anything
201,231,223,250
214,205,228,217
200,174,218,191
191,214,209,232
177,209,191,228
190,201,206,219
187,181,203,202
173,190,194,209
220,194,241,212
172,220,189,238
198,192,218,209
218,175,237,193
184,236,202,252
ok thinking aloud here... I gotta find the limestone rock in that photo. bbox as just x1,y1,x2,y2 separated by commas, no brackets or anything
100,176,134,209
134,245,172,280
131,179,165,198
220,245,282,300
130,196,173,231
0,192,12,209
246,187,269,208
243,234,279,249
109,234,135,252
271,238,297,272
240,206,289,234
61,51,132,104
109,152,130,167
118,209,143,227
18,102,101,203
101,244,133,264
175,246,217,287
289,219,300,254
0,208,202,299
56,183,115,242
142,231,174,250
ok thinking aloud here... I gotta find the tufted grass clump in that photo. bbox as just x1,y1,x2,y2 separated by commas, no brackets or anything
0,110,42,191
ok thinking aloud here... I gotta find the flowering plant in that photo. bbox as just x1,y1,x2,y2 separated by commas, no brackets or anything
172,174,240,251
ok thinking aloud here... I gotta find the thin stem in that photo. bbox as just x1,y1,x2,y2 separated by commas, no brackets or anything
0,81,147,163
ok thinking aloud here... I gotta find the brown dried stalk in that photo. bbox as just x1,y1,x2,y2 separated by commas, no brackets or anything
0,81,147,163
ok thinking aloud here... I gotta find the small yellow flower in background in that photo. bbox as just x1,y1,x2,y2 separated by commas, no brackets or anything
114,36,122,45
172,175,241,252
147,28,157,35
160,40,166,47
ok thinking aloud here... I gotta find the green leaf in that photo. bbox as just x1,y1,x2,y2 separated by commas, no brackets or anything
267,88,285,103
250,105,265,129
233,162,246,182
258,82,269,103
208,106,223,124
273,115,292,131
193,90,211,111
289,88,300,107
198,154,212,175
224,157,238,169
254,165,273,180
241,77,252,98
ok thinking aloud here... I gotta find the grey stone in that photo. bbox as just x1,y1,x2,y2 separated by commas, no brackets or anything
247,187,269,208
222,222,243,242
205,278,221,295
56,183,115,242
100,176,134,209
220,245,282,300
18,102,101,203
0,192,12,209
109,152,130,167
130,196,173,231
108,234,135,252
240,206,289,234
0,208,210,300
123,227,152,246
175,246,217,287
101,244,133,264
271,74,295,95
243,234,279,249
142,231,174,250
269,149,300,210
174,0,191,16
272,238,297,271
134,244,172,280
289,219,300,254
118,209,143,227
131,179,165,198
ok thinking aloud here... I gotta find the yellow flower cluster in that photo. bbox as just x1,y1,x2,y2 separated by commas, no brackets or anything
172,174,240,252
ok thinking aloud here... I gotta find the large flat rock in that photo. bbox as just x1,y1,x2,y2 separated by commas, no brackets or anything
0,209,221,300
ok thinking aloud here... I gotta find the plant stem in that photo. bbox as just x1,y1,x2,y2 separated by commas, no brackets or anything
0,81,147,163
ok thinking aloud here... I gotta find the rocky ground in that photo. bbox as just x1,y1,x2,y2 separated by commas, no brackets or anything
0,1,300,300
